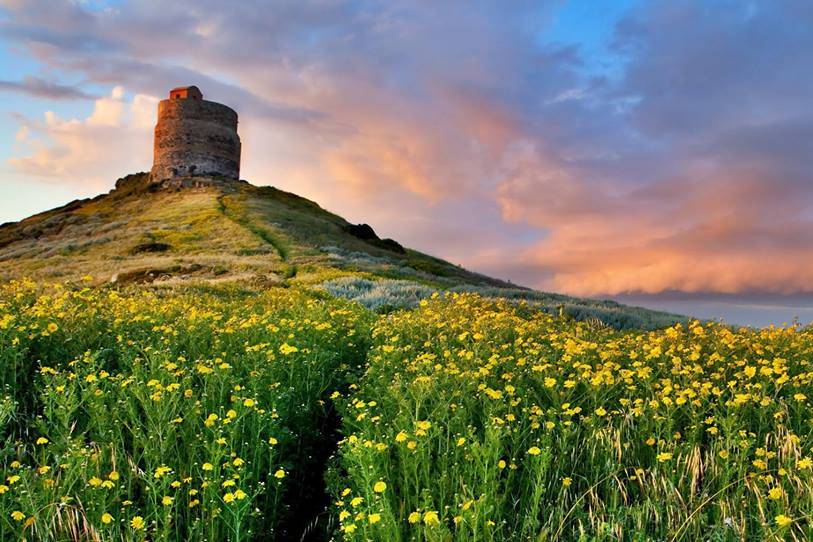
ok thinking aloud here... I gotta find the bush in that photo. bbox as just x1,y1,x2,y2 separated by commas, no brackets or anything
321,277,435,312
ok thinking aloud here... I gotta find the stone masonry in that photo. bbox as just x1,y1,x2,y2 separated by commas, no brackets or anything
151,86,241,181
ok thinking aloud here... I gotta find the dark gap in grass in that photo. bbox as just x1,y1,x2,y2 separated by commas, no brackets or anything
276,399,343,542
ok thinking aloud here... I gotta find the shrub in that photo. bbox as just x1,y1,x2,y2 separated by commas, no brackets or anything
321,277,435,312
449,285,686,330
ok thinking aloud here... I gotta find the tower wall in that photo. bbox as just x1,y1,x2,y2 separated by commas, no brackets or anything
151,98,241,181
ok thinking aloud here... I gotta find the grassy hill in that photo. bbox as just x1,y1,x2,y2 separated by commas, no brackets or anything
2,175,812,542
0,173,510,287
0,173,684,330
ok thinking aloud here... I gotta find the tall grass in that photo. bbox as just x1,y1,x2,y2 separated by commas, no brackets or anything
2,281,812,541
333,293,813,541
0,279,371,541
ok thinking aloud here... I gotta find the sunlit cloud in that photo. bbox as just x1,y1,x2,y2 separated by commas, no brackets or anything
9,86,158,187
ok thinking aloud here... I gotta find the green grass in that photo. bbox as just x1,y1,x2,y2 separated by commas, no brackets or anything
0,280,371,541
0,282,811,541
332,293,813,541
217,195,290,261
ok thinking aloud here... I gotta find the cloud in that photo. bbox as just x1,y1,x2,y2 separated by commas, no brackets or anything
2,0,813,298
612,1,813,139
487,0,813,296
495,122,813,295
9,86,158,187
0,76,97,100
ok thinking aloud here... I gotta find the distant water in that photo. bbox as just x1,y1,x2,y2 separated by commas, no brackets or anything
613,294,813,329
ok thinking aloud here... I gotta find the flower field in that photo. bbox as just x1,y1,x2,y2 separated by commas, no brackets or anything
335,294,813,541
0,279,371,541
1,281,812,541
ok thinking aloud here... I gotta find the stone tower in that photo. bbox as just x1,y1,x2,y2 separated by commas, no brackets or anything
151,86,241,181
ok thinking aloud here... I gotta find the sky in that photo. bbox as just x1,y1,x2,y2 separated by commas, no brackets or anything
1,0,812,327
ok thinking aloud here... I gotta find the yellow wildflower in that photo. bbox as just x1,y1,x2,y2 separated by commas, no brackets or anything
775,515,792,527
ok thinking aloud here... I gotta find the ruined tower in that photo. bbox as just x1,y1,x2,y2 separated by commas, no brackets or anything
151,86,241,181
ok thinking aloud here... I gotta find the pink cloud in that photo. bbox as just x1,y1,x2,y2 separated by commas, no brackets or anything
497,164,813,296
8,87,158,187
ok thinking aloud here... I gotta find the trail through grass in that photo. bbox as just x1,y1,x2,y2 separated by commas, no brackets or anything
0,280,370,541
217,195,290,262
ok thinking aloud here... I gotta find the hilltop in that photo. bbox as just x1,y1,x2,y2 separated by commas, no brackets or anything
0,173,513,287
0,174,684,329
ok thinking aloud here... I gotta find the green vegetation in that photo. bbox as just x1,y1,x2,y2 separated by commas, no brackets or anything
11,174,793,541
321,276,436,312
322,277,686,330
0,280,371,540
217,195,290,261
0,282,810,541
334,294,813,541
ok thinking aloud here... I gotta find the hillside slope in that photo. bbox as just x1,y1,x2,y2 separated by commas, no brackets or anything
0,173,685,329
0,173,510,286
